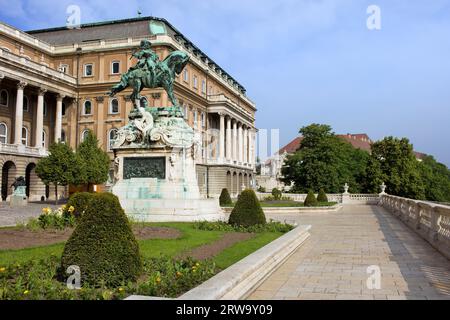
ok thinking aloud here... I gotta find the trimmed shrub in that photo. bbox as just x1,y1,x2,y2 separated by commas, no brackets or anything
317,189,328,203
64,192,95,218
60,193,142,287
304,190,318,207
219,188,233,206
257,186,266,193
271,188,282,200
228,189,266,227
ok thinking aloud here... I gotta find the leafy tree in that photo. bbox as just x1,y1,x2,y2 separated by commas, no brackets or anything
363,156,385,193
418,155,450,202
36,142,81,204
281,124,368,193
76,130,110,191
370,137,425,199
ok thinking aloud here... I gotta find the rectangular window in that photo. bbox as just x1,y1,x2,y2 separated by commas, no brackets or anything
193,109,198,127
183,69,189,82
201,112,205,128
111,61,120,74
84,64,93,76
201,80,206,94
193,75,198,89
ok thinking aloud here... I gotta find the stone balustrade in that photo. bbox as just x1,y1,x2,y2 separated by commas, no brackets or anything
255,192,378,204
379,195,450,260
0,143,48,157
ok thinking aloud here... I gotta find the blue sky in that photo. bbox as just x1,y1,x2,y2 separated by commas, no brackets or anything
1,0,449,165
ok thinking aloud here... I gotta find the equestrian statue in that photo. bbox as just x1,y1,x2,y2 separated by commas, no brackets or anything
108,40,189,111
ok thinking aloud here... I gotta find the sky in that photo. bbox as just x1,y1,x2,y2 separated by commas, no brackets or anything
1,0,449,165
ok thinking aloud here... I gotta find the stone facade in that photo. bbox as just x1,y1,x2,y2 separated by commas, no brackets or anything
0,17,257,200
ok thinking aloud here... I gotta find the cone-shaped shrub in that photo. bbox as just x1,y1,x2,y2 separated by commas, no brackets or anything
64,192,94,218
304,190,318,207
271,188,282,200
60,193,142,287
228,189,266,227
317,189,328,203
219,188,233,206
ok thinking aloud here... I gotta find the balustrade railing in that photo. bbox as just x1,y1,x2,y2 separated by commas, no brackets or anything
379,195,450,259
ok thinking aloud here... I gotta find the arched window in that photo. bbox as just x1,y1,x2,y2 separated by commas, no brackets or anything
0,122,7,144
81,129,90,142
42,130,46,148
23,95,29,112
110,98,119,114
108,128,118,151
83,100,92,115
62,102,66,116
21,127,28,146
0,89,8,107
61,130,66,143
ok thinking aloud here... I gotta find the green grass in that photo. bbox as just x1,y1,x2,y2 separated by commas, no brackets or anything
213,232,282,270
0,222,282,269
223,201,337,208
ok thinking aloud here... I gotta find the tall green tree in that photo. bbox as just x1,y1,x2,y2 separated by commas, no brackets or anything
281,124,368,193
370,137,425,199
36,142,80,204
418,155,450,202
76,130,110,191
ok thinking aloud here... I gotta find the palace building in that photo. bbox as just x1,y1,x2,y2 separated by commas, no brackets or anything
0,17,257,201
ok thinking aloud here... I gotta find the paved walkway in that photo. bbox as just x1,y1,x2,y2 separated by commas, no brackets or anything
248,205,450,300
0,202,60,227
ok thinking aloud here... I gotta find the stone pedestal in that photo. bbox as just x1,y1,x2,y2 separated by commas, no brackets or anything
10,186,27,207
111,107,224,222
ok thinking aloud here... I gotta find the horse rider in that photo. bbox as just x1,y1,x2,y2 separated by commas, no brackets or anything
129,40,160,80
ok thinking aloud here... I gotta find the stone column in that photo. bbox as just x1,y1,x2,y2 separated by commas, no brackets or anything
14,81,27,145
249,129,255,167
35,88,46,148
243,126,248,164
55,94,64,142
226,116,232,161
219,112,225,162
96,96,105,148
238,122,243,163
232,119,237,162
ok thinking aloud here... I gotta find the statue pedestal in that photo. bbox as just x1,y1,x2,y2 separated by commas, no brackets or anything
112,147,224,222
10,186,27,207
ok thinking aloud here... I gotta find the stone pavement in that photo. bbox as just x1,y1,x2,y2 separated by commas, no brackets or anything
0,202,60,227
248,205,450,300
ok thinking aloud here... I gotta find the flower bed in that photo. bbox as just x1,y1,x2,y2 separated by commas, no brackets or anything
0,255,215,300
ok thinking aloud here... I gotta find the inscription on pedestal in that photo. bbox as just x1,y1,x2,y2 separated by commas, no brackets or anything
123,157,166,179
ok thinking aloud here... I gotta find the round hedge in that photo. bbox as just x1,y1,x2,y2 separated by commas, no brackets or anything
60,193,142,287
304,190,318,207
219,188,233,206
228,189,266,227
317,189,328,203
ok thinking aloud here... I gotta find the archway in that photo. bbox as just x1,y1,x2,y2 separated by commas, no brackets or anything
1,161,17,201
238,173,243,193
232,172,237,196
244,173,248,189
25,163,38,198
226,171,232,193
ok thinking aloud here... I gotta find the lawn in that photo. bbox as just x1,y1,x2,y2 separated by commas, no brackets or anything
223,200,337,208
0,222,282,268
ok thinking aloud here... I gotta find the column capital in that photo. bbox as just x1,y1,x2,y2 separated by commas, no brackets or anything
38,88,48,96
17,81,28,90
0,73,4,81
56,93,66,101
95,96,104,102
218,111,226,117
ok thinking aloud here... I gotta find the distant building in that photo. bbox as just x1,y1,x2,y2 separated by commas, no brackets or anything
256,133,426,191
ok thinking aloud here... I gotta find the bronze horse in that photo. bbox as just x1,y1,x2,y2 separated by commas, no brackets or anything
108,51,189,109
